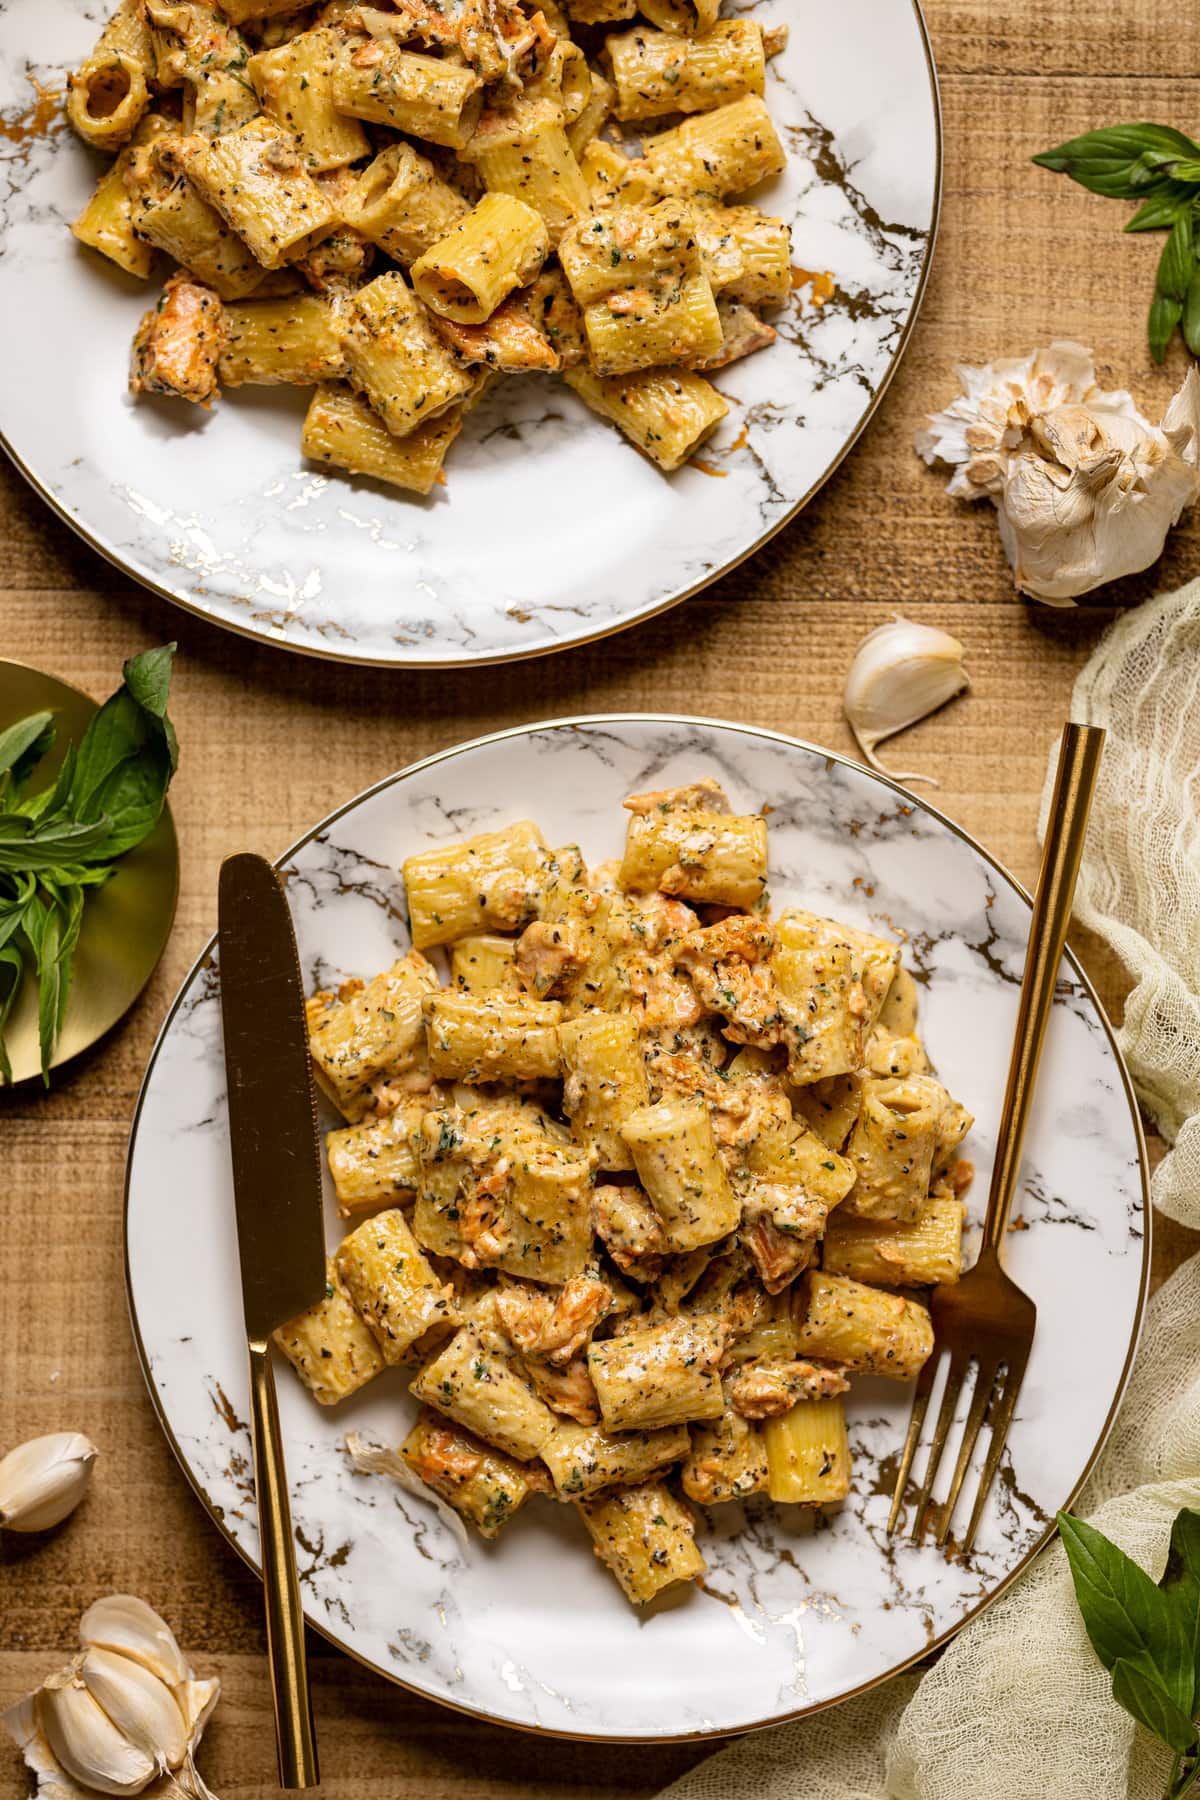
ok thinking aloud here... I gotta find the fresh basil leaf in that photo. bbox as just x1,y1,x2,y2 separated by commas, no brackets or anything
0,711,54,790
1159,214,1195,301
1125,189,1196,232
122,644,179,767
69,643,177,822
18,743,77,824
1171,160,1200,183
76,753,172,862
20,892,62,1085
1159,1509,1200,1713
1058,1512,1193,1714
1033,124,1200,198
0,939,24,1085
1183,271,1200,358
0,816,115,872
1150,291,1184,364
1110,1658,1199,1756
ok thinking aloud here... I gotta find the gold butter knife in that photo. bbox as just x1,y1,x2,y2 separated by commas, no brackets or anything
218,853,323,1789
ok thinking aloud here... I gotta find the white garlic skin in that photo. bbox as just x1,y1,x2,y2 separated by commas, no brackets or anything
843,619,969,786
0,1432,98,1533
916,343,1200,604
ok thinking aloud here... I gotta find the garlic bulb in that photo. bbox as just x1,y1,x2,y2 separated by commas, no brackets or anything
0,1433,97,1532
843,619,969,785
915,341,1200,604
1,1597,221,1800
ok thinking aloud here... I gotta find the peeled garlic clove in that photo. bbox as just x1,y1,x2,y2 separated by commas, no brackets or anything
37,1673,158,1798
0,1433,97,1533
843,619,969,786
79,1596,191,1689
79,1649,188,1773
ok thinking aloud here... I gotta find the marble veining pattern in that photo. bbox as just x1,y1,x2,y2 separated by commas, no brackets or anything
0,0,938,665
125,721,1148,1739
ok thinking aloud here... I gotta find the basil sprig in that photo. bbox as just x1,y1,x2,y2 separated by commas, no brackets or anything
1033,124,1200,362
1059,1506,1200,1797
0,645,178,1084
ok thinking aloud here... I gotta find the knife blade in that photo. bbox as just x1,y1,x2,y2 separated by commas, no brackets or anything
218,851,322,1789
219,852,327,1338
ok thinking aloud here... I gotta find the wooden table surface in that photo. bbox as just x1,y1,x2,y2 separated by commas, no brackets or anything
4,1,1198,1794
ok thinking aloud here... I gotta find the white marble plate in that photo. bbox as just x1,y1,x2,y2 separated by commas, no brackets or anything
0,1,939,667
125,717,1148,1741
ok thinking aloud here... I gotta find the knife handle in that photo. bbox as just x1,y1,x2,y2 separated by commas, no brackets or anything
247,1338,320,1790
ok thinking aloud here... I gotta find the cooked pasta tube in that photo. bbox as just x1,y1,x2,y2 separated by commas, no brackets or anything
681,1397,768,1504
93,0,155,73
559,201,723,374
619,805,766,907
411,193,549,324
525,38,593,126
567,65,615,158
306,951,438,1121
559,1013,650,1171
713,206,792,307
424,992,563,1082
339,143,471,265
822,1195,963,1288
777,909,900,1033
542,1420,689,1497
641,96,786,200
335,1209,457,1363
795,1272,933,1380
125,135,266,300
842,1075,942,1220
772,940,864,1087
400,1408,540,1538
410,1326,558,1460
144,0,260,136
588,1314,727,1431
220,295,348,385
790,1073,863,1152
221,0,311,20
744,1119,856,1208
620,1097,739,1251
563,365,728,471
274,1259,385,1405
248,27,370,171
607,20,765,122
71,113,173,280
67,49,149,151
450,934,522,996
340,270,476,437
638,0,720,34
331,36,483,149
403,820,548,949
576,1480,705,1603
763,1396,851,1504
466,98,592,247
326,1101,426,1214
302,383,469,497
179,118,339,269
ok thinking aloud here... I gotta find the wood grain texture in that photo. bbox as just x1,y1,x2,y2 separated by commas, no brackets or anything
3,4,1199,1794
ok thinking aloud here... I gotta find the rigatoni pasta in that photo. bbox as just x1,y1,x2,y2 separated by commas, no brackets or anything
68,0,796,494
269,775,973,1605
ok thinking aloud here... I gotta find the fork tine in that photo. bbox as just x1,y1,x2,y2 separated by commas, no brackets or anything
887,1353,938,1535
935,1357,1000,1548
912,1350,969,1544
961,1349,1031,1554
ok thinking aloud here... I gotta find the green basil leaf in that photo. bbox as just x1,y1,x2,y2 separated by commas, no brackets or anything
69,643,177,823
122,644,179,769
18,743,77,824
1183,270,1200,358
0,816,115,872
1150,291,1184,364
1058,1512,1193,1714
0,711,54,789
1170,160,1200,182
21,892,61,1085
1033,124,1200,198
1125,189,1196,232
78,753,172,862
1159,1509,1200,1713
1159,214,1195,301
1110,1659,1199,1755
0,939,24,1085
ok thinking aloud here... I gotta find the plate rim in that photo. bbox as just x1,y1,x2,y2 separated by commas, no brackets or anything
123,711,1150,1743
5,0,943,670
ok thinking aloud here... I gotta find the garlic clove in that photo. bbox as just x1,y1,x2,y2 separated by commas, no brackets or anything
174,1678,220,1743
36,1673,159,1798
0,1433,97,1533
79,1596,192,1690
843,619,969,787
79,1649,189,1773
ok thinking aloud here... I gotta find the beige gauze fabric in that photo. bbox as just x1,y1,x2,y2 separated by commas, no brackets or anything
661,579,1200,1800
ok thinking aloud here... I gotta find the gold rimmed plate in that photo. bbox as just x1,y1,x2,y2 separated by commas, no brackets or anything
124,716,1147,1741
0,660,178,1085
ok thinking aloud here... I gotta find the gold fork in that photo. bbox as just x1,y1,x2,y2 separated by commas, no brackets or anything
887,721,1105,1553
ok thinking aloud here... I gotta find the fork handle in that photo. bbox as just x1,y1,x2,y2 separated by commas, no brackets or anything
982,721,1105,1256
